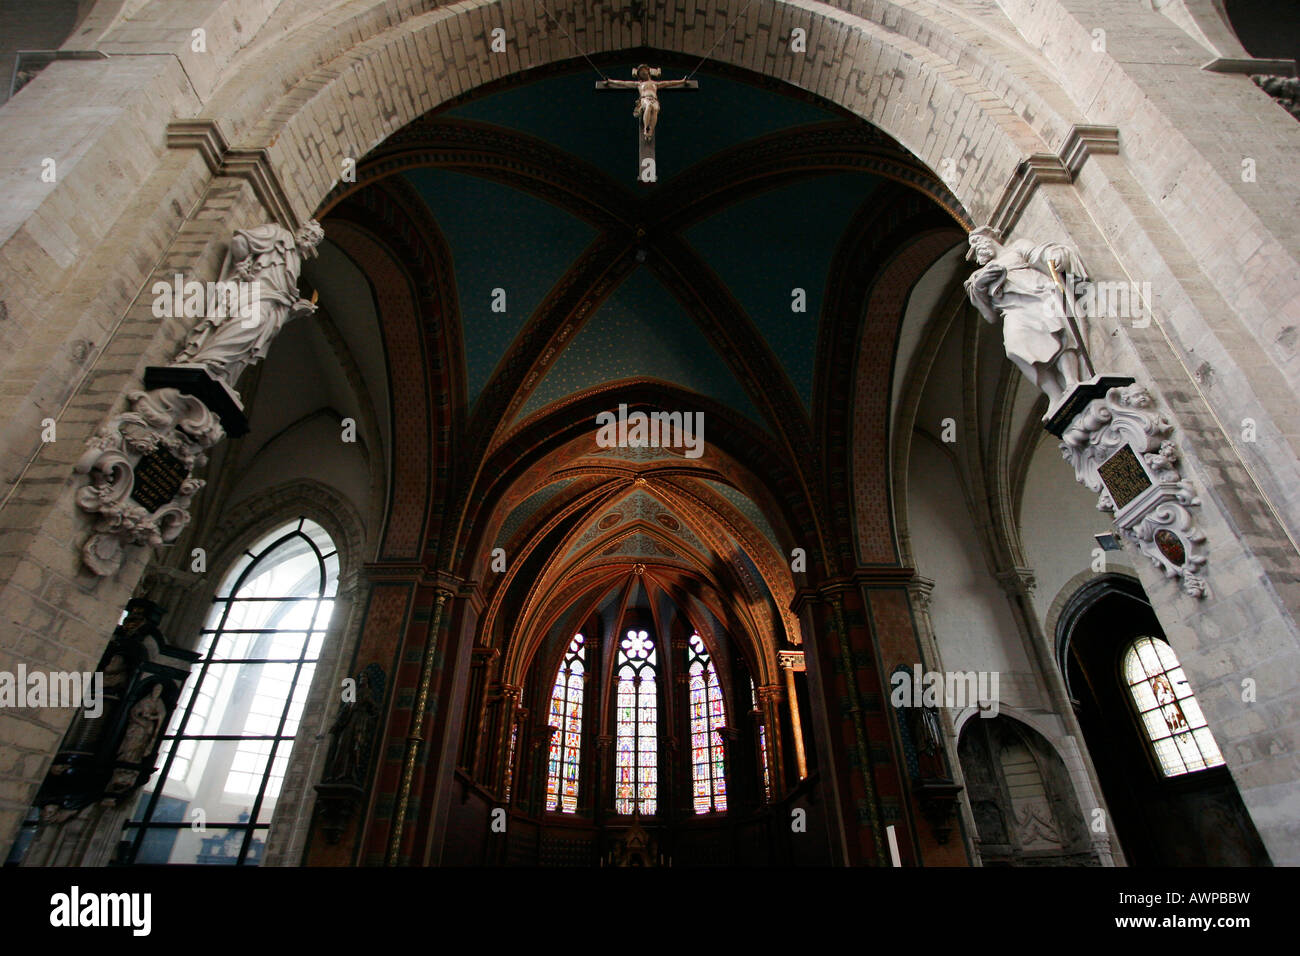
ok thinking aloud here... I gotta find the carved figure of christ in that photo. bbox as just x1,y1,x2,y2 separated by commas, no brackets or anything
596,65,698,182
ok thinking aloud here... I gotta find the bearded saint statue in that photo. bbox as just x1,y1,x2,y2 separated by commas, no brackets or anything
964,225,1093,410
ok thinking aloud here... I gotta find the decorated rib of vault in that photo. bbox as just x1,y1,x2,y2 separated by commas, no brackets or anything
964,226,1208,598
75,220,324,576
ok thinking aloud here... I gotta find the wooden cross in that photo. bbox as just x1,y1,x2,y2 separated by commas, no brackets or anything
596,65,698,184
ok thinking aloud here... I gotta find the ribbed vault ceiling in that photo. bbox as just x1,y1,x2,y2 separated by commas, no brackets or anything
319,53,963,684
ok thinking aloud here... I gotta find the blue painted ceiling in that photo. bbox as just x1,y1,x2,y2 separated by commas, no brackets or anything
685,172,882,407
402,167,595,402
515,266,764,425
395,62,887,424
446,64,838,184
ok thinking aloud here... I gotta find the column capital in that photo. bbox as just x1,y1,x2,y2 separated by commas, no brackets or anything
994,566,1037,597
907,575,936,610
777,650,806,672
791,567,917,614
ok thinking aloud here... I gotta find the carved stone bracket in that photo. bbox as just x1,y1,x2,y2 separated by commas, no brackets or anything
994,567,1037,599
74,388,223,576
1060,383,1208,597
914,779,964,846
312,782,365,845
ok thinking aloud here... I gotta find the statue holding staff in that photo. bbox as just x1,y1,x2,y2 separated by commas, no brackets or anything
964,226,1093,410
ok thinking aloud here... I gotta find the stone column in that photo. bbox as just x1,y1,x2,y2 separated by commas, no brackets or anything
670,632,689,819
748,703,771,805
794,581,910,866
386,587,450,865
755,684,786,796
716,726,741,813
595,734,614,820
778,650,809,781
994,565,1116,866
907,576,981,862
461,646,499,775
537,724,560,813
495,685,522,801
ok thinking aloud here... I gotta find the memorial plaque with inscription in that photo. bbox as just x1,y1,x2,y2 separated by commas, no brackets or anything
130,448,189,512
1097,445,1151,510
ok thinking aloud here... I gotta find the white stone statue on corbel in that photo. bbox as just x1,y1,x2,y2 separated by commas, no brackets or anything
963,225,1138,433
146,219,324,438
76,220,324,577
964,224,1209,598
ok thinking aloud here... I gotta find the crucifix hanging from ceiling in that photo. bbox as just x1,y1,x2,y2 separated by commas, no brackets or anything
596,64,698,184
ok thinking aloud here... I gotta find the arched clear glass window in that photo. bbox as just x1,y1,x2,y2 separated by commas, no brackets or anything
1122,636,1225,777
687,634,727,813
545,634,585,812
118,518,338,864
615,628,657,815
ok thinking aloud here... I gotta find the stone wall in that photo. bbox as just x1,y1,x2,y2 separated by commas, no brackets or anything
0,0,1295,862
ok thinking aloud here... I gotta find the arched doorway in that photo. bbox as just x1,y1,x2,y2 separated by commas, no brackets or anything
1057,576,1270,866
957,714,1095,866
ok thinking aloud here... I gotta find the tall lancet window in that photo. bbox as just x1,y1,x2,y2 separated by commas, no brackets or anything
615,629,658,815
121,517,337,865
688,634,727,813
545,634,585,812
1122,636,1225,777
751,677,771,804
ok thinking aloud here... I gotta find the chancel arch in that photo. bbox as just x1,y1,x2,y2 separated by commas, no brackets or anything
1,0,1298,874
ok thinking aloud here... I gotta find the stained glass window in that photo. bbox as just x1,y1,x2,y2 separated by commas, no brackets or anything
752,677,771,804
119,517,337,865
503,719,518,805
688,634,727,813
1122,636,1225,777
545,634,585,812
615,629,657,815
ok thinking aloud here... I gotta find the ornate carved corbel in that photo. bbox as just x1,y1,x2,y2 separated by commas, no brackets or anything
1060,383,1208,597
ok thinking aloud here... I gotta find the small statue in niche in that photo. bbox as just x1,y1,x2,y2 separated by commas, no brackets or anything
115,685,166,765
106,684,167,794
323,672,378,787
909,702,948,779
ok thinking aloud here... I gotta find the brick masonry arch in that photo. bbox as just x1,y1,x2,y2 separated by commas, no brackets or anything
216,0,1062,228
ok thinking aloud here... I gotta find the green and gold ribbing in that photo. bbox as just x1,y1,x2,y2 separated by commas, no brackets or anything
386,589,450,866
